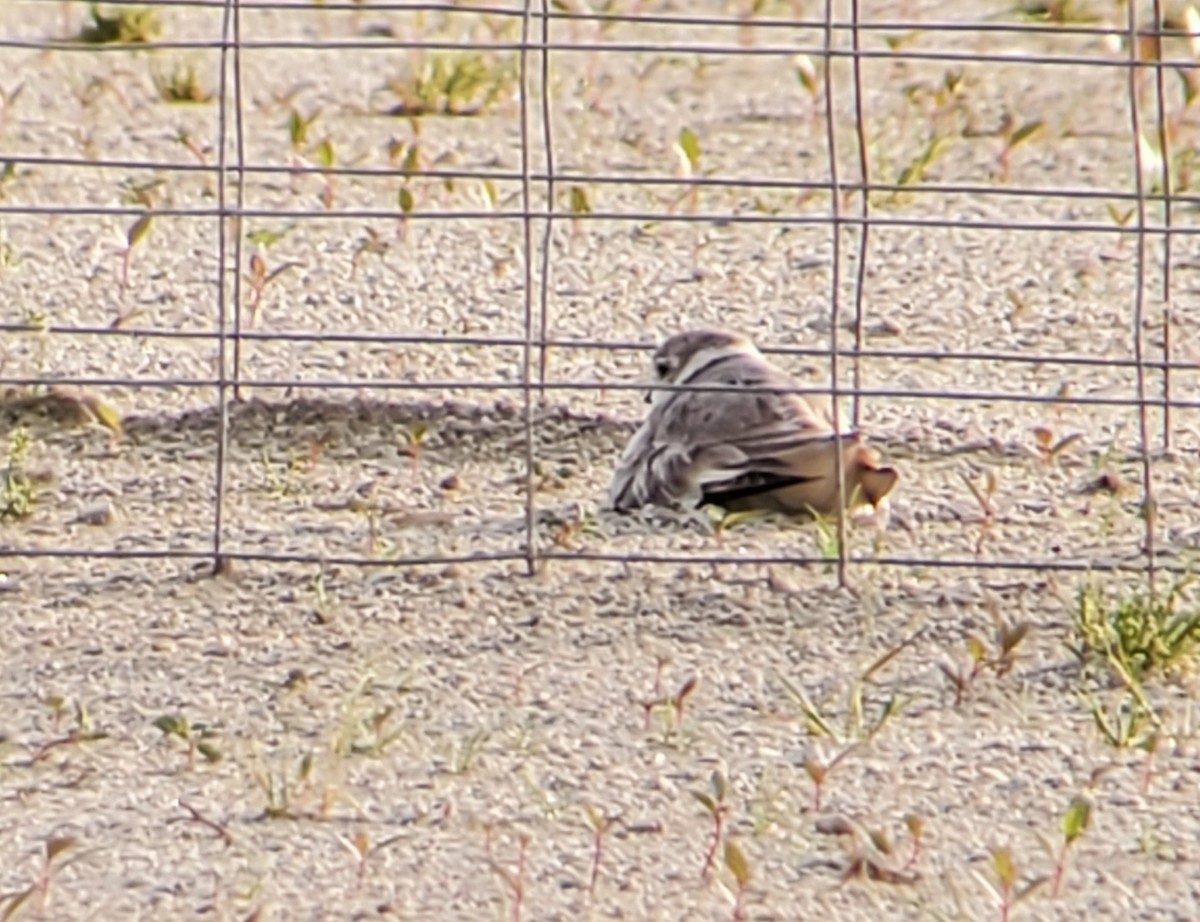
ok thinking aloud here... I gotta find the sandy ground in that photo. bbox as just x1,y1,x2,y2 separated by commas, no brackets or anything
3,0,1200,919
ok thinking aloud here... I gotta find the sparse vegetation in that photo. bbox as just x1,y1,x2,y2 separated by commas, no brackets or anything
377,53,516,117
1,425,36,522
1072,580,1200,683
152,62,212,103
74,3,162,44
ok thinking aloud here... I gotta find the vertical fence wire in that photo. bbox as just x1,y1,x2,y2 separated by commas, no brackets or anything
536,0,555,392
228,0,247,404
1125,1,1158,595
210,0,237,573
848,0,869,432
1149,0,1173,452
519,0,538,575
822,0,847,588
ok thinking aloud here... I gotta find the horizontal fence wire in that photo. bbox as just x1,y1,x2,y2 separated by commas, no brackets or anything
0,0,1189,590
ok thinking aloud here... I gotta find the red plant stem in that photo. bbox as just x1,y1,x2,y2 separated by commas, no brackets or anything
701,811,724,879
588,830,603,897
512,837,528,922
1050,845,1068,897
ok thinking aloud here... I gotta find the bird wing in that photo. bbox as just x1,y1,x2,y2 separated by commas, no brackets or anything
609,361,836,511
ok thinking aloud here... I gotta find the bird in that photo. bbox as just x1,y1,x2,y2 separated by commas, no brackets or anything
608,328,898,518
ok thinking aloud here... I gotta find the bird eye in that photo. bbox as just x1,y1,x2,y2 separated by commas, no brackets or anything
654,358,671,379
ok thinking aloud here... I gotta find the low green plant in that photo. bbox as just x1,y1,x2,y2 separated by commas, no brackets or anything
0,837,80,920
1013,0,1100,24
153,714,223,769
1072,580,1200,683
152,62,212,103
484,829,530,922
692,769,730,880
1,425,35,522
583,804,618,897
75,3,162,44
30,699,109,763
379,53,516,117
939,605,1031,705
1049,795,1092,896
724,839,752,921
985,846,1046,922
641,673,698,743
778,632,915,746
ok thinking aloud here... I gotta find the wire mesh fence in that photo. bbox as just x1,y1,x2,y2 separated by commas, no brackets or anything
1,0,1195,589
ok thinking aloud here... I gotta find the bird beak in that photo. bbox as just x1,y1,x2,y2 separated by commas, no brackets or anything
644,390,653,404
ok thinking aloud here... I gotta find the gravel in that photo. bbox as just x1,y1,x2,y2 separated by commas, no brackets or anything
3,1,1199,919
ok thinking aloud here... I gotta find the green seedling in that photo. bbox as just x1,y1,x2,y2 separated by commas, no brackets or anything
883,30,923,51
961,469,998,557
1085,686,1155,748
388,137,422,238
308,569,337,625
985,846,1046,922
315,138,336,209
0,837,80,921
801,745,855,811
1049,795,1091,896
332,830,407,892
810,508,841,560
903,814,925,869
0,82,25,137
0,160,29,200
894,134,951,192
152,62,212,103
641,675,698,742
75,3,161,44
378,52,516,117
396,186,415,240
244,248,300,327
44,695,69,732
246,224,294,249
692,769,730,880
398,421,430,475
941,605,1032,703
778,632,915,746
996,116,1044,181
351,226,392,278
1,425,36,522
117,212,153,301
287,106,322,152
1013,0,1099,24
704,506,768,547
815,815,920,885
793,53,821,122
30,700,108,764
254,756,307,820
348,705,404,757
547,506,601,550
724,839,751,922
584,804,619,897
261,446,310,499
674,127,702,213
175,129,211,171
567,185,592,237
285,106,322,193
1031,425,1083,466
153,714,222,769
449,728,490,775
